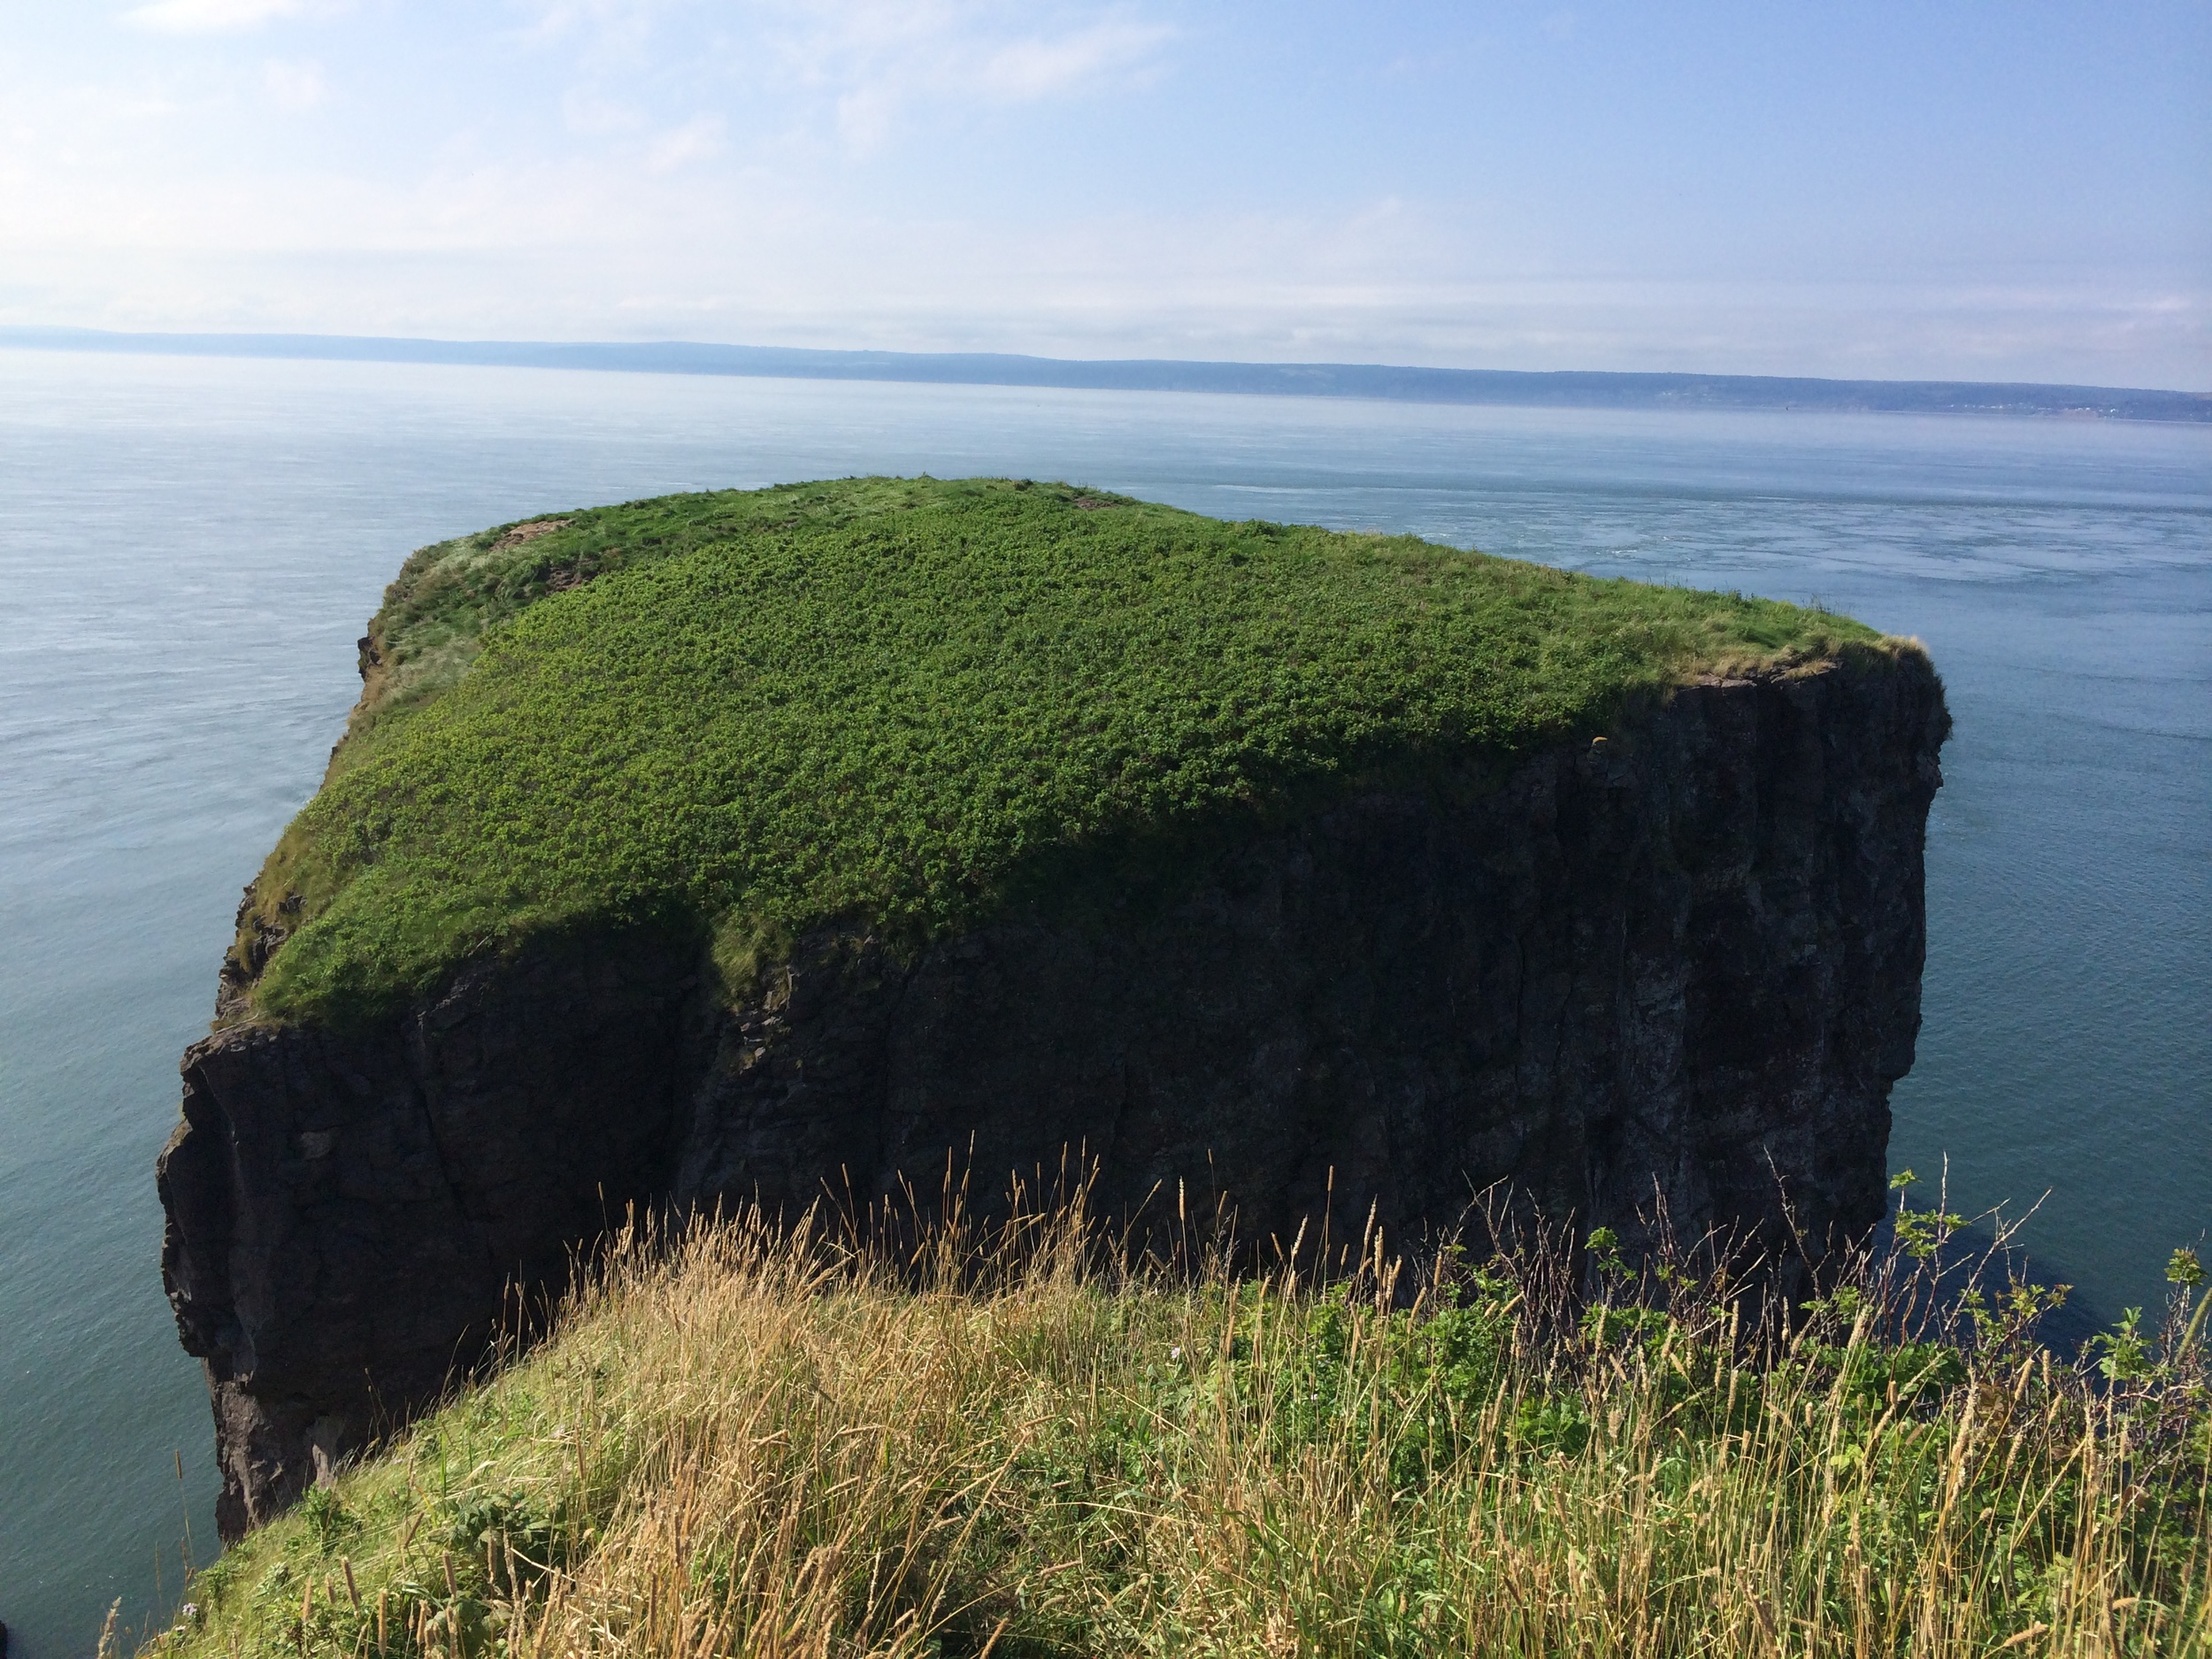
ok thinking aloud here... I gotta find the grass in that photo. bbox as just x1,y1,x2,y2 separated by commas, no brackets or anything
236,476,1896,1025
149,1182,2211,1659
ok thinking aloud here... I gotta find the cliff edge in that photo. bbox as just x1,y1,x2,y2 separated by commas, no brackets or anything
156,479,1946,1537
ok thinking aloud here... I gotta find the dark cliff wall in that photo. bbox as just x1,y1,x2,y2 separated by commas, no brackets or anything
158,657,1946,1538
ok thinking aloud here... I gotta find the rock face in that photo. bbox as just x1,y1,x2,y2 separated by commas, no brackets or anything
158,657,1946,1539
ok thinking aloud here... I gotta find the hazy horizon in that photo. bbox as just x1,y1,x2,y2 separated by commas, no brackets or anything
4,3,2206,390
11,325,2212,411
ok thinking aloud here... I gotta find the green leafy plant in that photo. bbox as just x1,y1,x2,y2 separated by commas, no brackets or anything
298,1486,358,1556
2093,1307,2154,1384
2171,1247,2210,1358
1888,1169,1964,1262
227,477,1908,1026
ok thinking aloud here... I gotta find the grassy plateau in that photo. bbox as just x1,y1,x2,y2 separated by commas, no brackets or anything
144,1182,2209,1659
235,475,1891,1025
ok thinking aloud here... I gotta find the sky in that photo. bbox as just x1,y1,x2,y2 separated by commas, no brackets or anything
2,1,2208,388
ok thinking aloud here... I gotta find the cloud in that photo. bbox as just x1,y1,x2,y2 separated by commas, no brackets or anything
517,0,686,58
562,89,647,136
501,4,1177,157
123,0,316,33
263,58,327,110
977,19,1174,102
833,83,898,152
647,114,725,171
751,3,1177,152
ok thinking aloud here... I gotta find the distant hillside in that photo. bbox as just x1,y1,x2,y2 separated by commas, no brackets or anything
7,326,2207,422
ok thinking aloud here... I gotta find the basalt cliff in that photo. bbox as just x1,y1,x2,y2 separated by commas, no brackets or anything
154,480,1947,1539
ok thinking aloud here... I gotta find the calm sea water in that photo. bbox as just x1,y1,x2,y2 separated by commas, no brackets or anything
2,349,2206,1655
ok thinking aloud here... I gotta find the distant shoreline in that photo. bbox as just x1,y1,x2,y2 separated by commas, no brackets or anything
4,325,2208,424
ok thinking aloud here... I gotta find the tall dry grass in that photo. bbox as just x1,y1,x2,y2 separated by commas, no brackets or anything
154,1180,2210,1659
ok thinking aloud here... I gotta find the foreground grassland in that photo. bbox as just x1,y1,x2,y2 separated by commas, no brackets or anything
154,1194,2210,1659
243,477,1891,1023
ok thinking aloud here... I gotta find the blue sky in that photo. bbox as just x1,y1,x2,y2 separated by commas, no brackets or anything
4,2,2207,386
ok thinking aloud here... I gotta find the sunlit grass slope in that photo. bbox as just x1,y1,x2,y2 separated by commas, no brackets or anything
152,1194,2212,1659
243,476,1893,1024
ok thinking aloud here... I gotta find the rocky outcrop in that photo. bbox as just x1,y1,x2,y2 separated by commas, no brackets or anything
158,655,1946,1538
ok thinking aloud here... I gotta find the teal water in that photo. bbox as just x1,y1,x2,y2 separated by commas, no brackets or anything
2,349,2206,1655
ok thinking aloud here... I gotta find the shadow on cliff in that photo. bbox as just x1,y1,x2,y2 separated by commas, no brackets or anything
159,656,1950,1538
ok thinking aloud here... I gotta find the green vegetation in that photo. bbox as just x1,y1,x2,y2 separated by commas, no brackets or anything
239,476,1894,1025
150,1187,2211,1659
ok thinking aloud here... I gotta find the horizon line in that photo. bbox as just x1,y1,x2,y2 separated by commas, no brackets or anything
4,326,2208,422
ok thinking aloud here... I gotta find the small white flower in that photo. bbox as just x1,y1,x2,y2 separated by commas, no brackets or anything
1169,1346,1183,1363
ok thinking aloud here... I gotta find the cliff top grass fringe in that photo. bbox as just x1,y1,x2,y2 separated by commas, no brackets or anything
234,476,1910,1025
149,1177,2211,1659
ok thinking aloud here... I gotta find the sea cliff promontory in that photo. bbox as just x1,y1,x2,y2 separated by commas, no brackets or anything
156,478,1947,1538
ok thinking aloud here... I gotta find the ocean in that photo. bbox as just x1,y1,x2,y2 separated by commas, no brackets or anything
1,347,2205,1656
